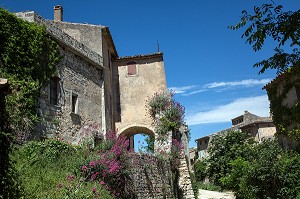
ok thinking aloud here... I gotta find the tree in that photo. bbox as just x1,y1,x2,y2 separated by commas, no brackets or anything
143,134,155,153
221,139,300,199
206,130,255,186
229,4,300,74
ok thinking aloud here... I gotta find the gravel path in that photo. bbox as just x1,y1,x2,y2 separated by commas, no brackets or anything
198,189,235,199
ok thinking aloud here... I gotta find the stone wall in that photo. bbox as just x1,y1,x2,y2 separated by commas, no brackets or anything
127,153,195,199
37,48,104,142
127,154,175,199
16,11,106,141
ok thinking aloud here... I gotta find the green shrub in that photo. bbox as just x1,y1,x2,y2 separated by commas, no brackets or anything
11,139,113,198
206,130,255,185
194,159,207,182
221,139,300,199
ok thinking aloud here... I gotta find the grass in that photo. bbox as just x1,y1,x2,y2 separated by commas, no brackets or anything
10,139,113,199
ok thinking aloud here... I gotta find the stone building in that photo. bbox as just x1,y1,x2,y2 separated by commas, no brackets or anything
264,69,300,149
194,111,276,159
16,6,167,144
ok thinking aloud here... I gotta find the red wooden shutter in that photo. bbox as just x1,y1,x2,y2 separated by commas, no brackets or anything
127,64,136,75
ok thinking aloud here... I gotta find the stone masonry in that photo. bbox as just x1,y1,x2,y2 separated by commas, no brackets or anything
15,7,195,198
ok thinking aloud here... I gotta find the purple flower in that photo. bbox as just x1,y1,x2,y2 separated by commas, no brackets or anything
82,165,87,171
92,187,97,193
89,161,95,167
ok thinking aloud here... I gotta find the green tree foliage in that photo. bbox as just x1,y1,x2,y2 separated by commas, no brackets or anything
229,4,300,74
0,8,60,198
193,159,207,182
221,140,300,199
0,8,61,140
206,130,255,186
143,133,155,153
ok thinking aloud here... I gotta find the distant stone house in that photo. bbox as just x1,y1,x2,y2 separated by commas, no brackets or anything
264,69,300,149
16,6,167,144
194,111,276,159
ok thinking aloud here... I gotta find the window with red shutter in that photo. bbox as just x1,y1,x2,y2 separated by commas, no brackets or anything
127,61,137,75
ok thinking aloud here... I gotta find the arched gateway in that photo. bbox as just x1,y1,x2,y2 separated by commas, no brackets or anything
118,123,155,150
113,53,168,152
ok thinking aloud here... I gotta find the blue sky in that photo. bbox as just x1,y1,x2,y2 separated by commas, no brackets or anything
2,0,300,148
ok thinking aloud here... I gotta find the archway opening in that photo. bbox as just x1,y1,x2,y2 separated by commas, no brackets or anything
119,126,155,153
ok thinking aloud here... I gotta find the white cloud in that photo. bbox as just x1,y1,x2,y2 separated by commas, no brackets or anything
182,89,207,96
204,78,271,89
186,95,270,125
169,78,272,96
168,85,198,94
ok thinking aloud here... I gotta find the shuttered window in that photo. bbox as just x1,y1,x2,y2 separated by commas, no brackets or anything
127,61,137,75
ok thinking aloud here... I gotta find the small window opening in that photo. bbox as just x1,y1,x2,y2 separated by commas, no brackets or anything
50,77,59,105
71,94,78,113
296,86,300,100
127,61,137,75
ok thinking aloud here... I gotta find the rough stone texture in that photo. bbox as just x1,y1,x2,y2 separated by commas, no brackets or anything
15,11,115,139
178,158,195,199
127,154,175,199
53,21,104,56
37,48,104,141
265,73,300,149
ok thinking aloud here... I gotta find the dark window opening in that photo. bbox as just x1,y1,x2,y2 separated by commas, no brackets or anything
50,77,59,105
296,86,300,100
127,61,137,75
72,94,78,113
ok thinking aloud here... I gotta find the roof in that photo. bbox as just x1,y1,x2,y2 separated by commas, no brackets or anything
263,66,298,90
195,111,273,142
102,27,118,58
15,11,104,69
115,52,163,61
263,72,287,90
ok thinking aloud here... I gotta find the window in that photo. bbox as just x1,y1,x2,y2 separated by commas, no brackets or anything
71,93,78,114
50,77,59,105
296,86,300,100
127,61,137,75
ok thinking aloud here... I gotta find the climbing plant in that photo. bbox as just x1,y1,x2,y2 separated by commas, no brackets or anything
265,67,300,141
0,8,61,141
0,8,61,198
146,91,185,138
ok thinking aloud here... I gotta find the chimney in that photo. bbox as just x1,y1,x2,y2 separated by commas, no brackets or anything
54,5,63,21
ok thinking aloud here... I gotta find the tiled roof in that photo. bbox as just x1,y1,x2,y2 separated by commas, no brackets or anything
116,52,163,60
195,111,273,142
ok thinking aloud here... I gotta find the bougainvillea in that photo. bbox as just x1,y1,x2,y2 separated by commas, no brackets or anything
80,131,132,197
146,91,185,137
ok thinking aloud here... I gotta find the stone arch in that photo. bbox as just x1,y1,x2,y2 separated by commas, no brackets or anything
118,123,155,151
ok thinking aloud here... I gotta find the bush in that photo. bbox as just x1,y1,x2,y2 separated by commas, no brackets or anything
11,139,113,198
221,139,300,199
194,159,207,182
206,130,255,185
